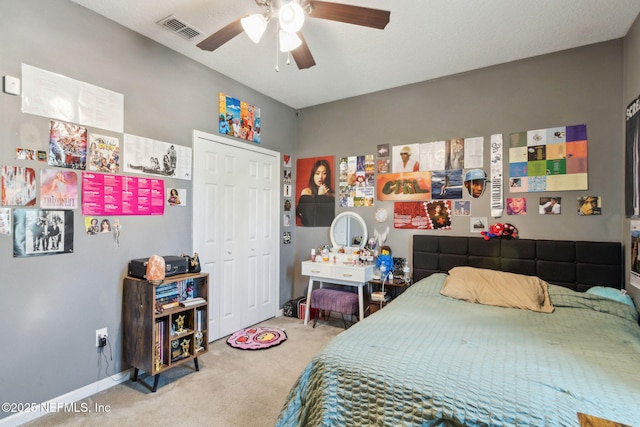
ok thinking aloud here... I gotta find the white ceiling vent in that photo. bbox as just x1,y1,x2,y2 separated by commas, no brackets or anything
157,15,202,41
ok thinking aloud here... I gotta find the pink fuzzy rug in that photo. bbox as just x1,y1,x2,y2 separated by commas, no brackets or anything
226,327,287,350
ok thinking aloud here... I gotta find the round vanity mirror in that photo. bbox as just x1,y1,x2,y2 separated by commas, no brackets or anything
330,211,368,250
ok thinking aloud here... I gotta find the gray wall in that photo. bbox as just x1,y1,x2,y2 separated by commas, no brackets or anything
293,40,625,299
624,12,640,97
0,0,296,417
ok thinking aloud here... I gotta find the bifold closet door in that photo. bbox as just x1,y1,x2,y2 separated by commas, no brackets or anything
193,131,279,341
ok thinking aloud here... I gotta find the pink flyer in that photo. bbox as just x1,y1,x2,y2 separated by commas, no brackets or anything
82,172,164,216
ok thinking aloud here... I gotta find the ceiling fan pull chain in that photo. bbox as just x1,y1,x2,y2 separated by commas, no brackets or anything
287,52,291,66
275,28,280,72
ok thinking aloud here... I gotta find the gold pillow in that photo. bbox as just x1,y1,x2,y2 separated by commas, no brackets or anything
441,266,554,313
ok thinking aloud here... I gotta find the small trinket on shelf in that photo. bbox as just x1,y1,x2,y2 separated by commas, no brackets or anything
403,259,411,283
322,246,329,262
146,254,166,285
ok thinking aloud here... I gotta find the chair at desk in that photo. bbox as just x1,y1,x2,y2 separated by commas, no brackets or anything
311,288,358,329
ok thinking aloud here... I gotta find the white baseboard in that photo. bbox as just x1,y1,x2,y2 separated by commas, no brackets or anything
0,369,131,427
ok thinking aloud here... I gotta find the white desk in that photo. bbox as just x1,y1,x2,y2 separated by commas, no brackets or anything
301,260,374,325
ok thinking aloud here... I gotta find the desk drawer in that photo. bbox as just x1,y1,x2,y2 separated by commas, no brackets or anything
302,261,373,283
301,262,331,278
330,265,371,282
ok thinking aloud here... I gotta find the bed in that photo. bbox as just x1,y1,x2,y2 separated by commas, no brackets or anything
276,236,640,426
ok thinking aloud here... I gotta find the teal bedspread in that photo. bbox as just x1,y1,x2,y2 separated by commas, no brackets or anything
276,273,640,426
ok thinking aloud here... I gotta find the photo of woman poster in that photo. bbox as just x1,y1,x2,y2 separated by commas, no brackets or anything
506,197,527,215
295,156,335,227
425,200,452,230
40,169,78,209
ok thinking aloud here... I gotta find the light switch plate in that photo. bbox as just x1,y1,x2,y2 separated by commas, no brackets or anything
3,75,21,96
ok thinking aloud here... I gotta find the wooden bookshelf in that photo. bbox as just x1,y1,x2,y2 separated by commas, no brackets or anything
123,272,209,392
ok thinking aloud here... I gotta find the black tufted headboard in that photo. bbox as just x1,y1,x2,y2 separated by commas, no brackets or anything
412,235,623,292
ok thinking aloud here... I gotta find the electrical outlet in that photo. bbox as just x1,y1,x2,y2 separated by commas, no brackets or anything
96,327,108,347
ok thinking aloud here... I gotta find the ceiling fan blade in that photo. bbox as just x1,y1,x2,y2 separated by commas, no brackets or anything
308,1,390,29
291,34,316,69
196,18,244,52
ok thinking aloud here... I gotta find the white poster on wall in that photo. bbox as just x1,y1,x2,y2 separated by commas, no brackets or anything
21,63,124,133
463,137,484,169
490,134,504,218
418,141,446,171
123,134,192,180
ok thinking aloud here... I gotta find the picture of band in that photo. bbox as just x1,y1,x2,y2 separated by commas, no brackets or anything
13,208,74,257
87,134,120,173
123,134,192,180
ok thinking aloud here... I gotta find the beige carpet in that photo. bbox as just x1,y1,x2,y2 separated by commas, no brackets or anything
23,316,344,427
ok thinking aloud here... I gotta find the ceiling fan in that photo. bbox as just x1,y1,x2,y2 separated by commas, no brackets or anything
196,0,390,70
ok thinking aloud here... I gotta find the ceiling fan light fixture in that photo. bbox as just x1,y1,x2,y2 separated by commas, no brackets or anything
278,29,302,52
198,1,389,71
241,13,268,44
278,2,305,33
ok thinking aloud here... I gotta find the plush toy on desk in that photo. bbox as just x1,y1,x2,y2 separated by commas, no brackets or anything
375,245,394,279
373,245,394,302
481,223,518,240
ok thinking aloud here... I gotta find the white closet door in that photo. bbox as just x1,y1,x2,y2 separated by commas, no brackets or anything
192,130,280,340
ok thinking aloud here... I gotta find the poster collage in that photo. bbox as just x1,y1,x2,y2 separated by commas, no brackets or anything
218,93,261,144
2,65,194,258
2,119,192,258
282,154,292,244
293,124,602,238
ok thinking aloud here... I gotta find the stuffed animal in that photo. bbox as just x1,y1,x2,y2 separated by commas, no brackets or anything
375,245,394,277
481,223,502,240
501,223,518,239
481,223,518,240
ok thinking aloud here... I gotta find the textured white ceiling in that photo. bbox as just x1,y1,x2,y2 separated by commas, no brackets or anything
71,0,640,109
